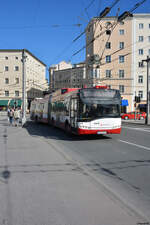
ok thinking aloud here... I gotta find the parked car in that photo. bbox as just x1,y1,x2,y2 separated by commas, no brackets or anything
121,111,146,120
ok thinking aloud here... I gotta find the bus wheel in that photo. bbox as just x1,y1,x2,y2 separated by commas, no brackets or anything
140,116,144,120
124,116,129,120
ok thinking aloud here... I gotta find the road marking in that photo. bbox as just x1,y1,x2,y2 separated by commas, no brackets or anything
118,140,150,151
122,126,150,133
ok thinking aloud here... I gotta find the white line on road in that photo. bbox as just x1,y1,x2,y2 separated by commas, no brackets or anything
118,139,150,151
122,126,150,133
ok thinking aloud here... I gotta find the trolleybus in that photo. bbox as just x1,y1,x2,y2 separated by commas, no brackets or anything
48,86,122,135
30,86,122,135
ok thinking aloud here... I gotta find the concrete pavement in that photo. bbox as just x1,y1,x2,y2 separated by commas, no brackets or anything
0,115,149,225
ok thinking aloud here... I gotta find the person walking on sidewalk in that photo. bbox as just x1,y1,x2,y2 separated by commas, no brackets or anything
8,108,14,126
14,107,20,127
7,107,10,122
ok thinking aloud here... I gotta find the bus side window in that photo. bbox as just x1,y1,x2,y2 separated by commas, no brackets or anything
74,99,77,111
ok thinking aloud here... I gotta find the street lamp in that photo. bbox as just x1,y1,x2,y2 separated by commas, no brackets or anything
142,56,150,125
21,49,27,127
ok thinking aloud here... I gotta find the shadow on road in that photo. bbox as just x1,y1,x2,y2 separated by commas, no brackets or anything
24,121,111,142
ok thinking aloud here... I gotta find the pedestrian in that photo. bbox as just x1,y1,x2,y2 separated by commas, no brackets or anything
8,109,14,126
14,107,20,127
7,107,10,122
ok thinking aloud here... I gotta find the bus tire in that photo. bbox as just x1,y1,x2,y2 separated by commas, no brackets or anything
124,116,129,120
140,116,144,120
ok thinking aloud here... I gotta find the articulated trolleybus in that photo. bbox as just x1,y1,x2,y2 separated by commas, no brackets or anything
30,86,121,135
48,85,122,135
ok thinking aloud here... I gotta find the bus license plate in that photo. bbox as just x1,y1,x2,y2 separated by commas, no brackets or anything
97,131,107,134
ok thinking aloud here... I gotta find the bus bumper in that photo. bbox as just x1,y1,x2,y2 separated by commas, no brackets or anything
77,128,121,135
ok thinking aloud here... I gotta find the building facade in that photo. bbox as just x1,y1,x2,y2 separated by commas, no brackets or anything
0,49,48,109
85,14,150,112
49,61,86,92
132,14,150,113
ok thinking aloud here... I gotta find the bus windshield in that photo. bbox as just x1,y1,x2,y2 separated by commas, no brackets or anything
79,102,120,121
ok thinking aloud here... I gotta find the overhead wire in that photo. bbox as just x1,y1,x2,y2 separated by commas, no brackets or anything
48,0,97,65
50,0,120,65
0,24,83,30
71,0,147,59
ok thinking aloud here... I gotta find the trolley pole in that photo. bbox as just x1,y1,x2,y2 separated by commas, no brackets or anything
21,49,27,127
142,56,150,125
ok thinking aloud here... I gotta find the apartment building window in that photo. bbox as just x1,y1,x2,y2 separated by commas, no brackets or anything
119,42,124,49
148,36,150,42
5,56,8,60
16,78,19,84
5,91,9,96
138,91,143,99
15,91,19,97
139,23,144,29
119,85,124,93
148,49,150,55
106,30,111,35
138,36,143,42
94,69,100,78
106,42,111,49
106,70,111,78
138,75,143,83
149,24,150,29
5,78,9,84
119,55,124,63
119,70,124,78
90,69,99,78
119,29,124,35
139,49,143,55
5,66,9,71
15,66,19,71
15,56,18,60
139,62,144,67
106,55,111,63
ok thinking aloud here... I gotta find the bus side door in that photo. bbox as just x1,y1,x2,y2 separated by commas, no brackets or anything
70,98,77,128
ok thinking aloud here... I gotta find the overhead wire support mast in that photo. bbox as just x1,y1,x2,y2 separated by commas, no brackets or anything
142,56,150,125
21,49,27,127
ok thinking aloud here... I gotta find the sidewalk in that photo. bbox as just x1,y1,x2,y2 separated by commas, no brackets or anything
0,116,148,225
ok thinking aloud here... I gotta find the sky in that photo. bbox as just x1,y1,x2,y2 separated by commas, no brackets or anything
0,0,149,80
